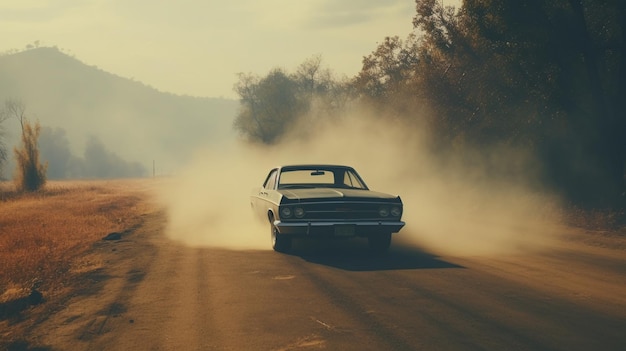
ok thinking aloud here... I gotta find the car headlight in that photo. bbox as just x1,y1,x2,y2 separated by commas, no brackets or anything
378,207,389,217
294,207,305,218
280,207,292,218
391,206,402,217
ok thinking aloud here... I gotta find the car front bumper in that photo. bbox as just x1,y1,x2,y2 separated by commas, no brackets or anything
274,220,405,237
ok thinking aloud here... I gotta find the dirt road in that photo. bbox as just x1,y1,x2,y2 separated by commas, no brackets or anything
29,210,626,351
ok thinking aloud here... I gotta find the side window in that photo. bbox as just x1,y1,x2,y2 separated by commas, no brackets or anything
343,171,354,187
343,170,366,189
264,169,278,190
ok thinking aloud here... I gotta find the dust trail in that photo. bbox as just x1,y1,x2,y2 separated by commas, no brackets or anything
155,143,270,249
157,108,563,254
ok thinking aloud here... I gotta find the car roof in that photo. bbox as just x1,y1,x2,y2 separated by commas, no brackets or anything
279,164,355,171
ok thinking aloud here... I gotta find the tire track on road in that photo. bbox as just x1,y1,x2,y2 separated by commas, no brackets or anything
286,256,418,351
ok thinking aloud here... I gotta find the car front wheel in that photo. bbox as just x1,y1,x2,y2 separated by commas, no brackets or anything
368,233,392,253
271,223,291,252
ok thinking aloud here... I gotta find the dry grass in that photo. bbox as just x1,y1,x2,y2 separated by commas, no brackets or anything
0,179,152,304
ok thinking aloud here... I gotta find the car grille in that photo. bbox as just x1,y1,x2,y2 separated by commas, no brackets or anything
289,201,399,221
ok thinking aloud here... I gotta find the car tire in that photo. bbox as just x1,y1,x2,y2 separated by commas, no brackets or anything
368,233,392,253
271,223,291,252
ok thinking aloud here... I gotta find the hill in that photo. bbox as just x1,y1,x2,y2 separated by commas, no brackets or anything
0,47,238,178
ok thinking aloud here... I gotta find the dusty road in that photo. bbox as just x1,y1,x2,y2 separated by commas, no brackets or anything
32,210,626,351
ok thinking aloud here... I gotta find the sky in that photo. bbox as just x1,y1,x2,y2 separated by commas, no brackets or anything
0,0,462,99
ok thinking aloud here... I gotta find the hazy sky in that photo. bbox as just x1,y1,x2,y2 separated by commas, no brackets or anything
1,0,452,99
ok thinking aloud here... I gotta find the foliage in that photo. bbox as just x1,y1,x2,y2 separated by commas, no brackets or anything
38,126,73,179
294,55,332,97
352,35,420,104
408,0,625,207
81,136,146,178
233,69,303,144
233,56,347,144
38,128,146,179
346,0,625,207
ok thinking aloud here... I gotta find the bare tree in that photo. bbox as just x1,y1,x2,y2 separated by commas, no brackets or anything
3,99,47,191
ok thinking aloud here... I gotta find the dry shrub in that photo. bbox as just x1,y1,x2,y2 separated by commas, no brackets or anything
0,180,151,302
13,119,47,192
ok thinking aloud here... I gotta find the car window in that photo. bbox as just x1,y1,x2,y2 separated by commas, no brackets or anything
279,170,334,188
264,169,278,190
343,170,366,189
277,168,369,189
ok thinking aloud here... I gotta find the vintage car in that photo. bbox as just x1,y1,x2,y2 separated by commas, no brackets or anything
250,164,405,252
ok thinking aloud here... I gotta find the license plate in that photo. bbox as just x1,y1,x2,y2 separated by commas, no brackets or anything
334,225,355,237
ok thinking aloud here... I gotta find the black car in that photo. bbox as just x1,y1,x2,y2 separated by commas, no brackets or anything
250,164,405,252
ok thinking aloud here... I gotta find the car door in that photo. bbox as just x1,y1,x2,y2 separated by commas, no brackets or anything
252,168,279,219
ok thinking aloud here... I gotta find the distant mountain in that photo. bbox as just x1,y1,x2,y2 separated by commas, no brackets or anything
0,47,238,177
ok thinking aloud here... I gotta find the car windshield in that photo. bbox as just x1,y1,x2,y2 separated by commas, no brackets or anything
278,167,368,190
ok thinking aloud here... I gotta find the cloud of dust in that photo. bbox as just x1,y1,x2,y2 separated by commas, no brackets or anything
156,105,564,255
154,142,271,249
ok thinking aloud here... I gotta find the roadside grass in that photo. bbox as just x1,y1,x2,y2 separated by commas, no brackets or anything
0,180,151,306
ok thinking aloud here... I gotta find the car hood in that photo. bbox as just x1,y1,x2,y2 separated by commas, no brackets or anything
278,188,399,201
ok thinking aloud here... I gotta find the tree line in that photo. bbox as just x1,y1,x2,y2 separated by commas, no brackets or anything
0,100,146,192
233,0,625,208
38,127,146,180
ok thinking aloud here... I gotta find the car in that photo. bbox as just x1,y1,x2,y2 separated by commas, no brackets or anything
250,164,405,252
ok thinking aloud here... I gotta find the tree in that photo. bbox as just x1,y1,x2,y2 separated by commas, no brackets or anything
39,126,73,179
233,55,353,144
233,69,307,144
8,100,47,192
351,34,424,121
78,136,146,179
410,0,626,207
294,55,333,97
294,55,350,123
353,35,420,101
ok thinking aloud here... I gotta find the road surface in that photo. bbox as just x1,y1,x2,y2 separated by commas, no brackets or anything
33,210,626,351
